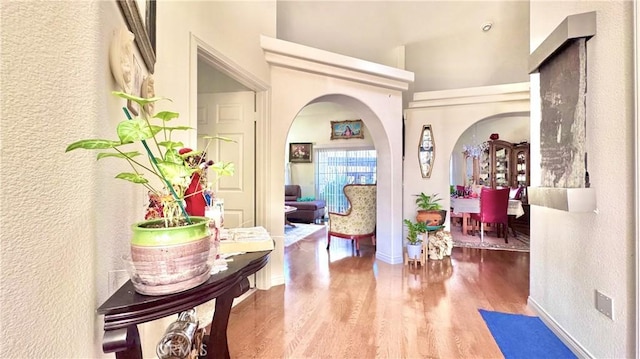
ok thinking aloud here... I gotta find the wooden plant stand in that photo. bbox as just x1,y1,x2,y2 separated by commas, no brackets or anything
404,240,428,267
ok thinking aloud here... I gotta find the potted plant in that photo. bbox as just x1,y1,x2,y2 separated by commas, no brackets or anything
404,219,427,260
66,91,234,295
414,192,447,226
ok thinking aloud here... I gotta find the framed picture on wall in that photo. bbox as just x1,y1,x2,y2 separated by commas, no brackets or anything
289,143,313,163
330,119,364,140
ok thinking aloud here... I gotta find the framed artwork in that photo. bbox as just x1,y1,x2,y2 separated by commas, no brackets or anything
330,119,364,140
117,0,156,73
289,143,313,163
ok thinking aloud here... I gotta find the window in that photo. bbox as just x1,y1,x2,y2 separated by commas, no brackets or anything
315,148,377,213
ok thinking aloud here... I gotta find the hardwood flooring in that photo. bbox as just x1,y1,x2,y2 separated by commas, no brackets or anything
224,226,532,358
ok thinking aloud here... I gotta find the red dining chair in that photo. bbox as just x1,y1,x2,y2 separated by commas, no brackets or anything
471,187,510,243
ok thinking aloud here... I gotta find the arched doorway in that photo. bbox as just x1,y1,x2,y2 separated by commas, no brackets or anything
448,113,531,244
262,36,414,286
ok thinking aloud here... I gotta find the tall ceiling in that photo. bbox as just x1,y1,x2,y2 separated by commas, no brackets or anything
200,1,531,103
276,0,531,95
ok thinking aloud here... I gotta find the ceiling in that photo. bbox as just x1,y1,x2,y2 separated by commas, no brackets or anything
200,1,531,101
276,1,529,66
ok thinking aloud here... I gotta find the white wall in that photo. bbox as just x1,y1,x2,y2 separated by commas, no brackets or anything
154,1,275,145
529,2,634,357
1,1,139,357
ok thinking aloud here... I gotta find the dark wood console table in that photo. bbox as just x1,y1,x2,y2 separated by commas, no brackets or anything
97,250,271,359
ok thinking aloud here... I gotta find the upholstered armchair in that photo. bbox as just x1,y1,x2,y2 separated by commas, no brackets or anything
327,184,376,253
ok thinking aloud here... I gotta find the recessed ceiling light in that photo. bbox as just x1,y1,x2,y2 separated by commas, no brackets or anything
482,22,493,32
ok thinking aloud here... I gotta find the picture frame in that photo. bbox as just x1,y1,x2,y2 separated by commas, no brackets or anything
117,0,156,74
289,143,313,163
330,119,364,140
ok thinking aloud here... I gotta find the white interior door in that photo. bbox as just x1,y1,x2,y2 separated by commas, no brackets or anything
197,91,255,228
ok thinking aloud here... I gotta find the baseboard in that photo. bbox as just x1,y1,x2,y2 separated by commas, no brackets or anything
375,251,403,264
233,288,257,308
528,296,594,358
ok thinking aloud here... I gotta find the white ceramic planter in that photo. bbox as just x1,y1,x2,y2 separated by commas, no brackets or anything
406,243,422,260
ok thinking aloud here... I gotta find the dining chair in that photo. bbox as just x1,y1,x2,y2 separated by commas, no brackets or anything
327,184,377,254
471,187,510,242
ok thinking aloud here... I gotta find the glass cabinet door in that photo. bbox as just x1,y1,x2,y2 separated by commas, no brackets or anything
490,140,512,188
513,143,530,188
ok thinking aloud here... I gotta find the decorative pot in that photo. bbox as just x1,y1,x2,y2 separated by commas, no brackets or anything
406,243,423,260
126,216,213,296
416,209,447,226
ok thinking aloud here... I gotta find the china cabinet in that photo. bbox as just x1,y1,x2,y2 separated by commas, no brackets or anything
462,140,530,198
483,140,530,200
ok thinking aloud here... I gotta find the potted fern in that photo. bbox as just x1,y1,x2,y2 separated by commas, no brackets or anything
414,192,447,226
66,91,234,295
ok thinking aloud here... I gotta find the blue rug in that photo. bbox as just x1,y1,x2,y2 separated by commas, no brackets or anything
479,309,577,359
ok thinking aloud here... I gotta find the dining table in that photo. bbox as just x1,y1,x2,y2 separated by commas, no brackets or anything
450,197,525,235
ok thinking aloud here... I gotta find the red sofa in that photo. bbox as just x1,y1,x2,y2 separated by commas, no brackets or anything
284,185,326,223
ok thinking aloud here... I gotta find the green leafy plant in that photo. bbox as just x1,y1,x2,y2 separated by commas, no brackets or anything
403,219,428,245
414,192,443,211
65,91,235,227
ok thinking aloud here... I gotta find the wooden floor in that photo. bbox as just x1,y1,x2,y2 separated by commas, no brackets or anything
224,227,532,358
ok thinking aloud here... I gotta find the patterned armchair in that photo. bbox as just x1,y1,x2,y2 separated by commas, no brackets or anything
327,184,376,253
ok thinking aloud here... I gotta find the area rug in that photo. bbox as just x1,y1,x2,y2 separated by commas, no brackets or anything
479,309,576,359
284,223,325,247
451,229,530,252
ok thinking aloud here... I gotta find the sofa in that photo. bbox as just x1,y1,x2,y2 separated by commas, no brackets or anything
284,185,326,223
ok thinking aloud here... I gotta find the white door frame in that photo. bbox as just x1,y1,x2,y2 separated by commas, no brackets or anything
189,33,273,289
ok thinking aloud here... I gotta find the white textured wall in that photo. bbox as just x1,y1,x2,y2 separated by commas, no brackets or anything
529,1,634,357
1,1,136,357
154,1,274,124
